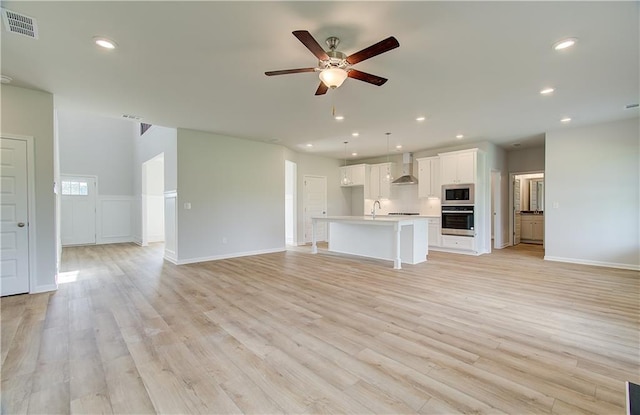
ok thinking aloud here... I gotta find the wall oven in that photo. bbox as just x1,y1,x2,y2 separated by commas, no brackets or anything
442,184,474,205
441,205,475,236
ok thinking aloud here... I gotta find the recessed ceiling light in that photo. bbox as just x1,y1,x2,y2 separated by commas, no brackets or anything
553,38,577,51
351,152,358,156
513,143,522,148
416,116,426,122
306,143,313,147
334,115,344,121
93,36,117,49
1,75,12,84
396,145,402,149
560,117,572,123
456,134,464,139
352,132,359,137
540,87,555,95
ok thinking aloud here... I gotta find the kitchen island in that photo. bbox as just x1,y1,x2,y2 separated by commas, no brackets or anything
311,216,428,269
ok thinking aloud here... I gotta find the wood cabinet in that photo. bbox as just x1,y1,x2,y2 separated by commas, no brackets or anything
427,217,441,247
520,214,544,243
340,164,368,187
417,157,440,198
368,163,394,199
439,150,476,185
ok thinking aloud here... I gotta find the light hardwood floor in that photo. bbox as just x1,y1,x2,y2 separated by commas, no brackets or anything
2,243,638,414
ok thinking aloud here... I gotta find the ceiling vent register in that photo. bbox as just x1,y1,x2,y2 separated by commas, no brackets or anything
2,8,39,39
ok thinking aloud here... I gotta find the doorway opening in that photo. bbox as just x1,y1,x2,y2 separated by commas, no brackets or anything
510,172,544,246
142,153,165,246
285,160,297,246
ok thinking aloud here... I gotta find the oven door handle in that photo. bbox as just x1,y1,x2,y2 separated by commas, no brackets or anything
442,210,474,214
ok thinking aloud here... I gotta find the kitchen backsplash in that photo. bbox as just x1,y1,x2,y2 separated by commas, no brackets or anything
364,184,441,216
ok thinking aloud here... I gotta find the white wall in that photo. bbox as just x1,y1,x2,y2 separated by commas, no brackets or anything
57,111,137,244
143,155,165,244
57,111,135,195
545,117,639,269
1,85,57,292
176,129,285,263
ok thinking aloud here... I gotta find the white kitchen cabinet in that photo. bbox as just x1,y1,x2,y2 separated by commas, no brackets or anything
340,164,368,187
427,217,441,247
439,150,476,185
520,214,544,243
368,163,394,199
441,235,475,251
417,157,440,198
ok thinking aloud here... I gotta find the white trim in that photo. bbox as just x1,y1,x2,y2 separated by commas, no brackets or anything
176,247,286,265
31,283,58,294
96,195,134,244
2,134,42,294
544,256,640,271
163,190,178,262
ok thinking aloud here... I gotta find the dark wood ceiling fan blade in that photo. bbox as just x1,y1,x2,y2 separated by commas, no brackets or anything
347,69,388,86
293,30,330,61
265,68,317,76
315,82,329,95
346,36,399,65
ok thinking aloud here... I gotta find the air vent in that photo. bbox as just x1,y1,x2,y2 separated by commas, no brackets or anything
122,114,143,120
2,8,38,39
625,103,639,110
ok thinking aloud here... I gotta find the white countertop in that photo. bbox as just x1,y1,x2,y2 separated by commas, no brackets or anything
313,215,429,223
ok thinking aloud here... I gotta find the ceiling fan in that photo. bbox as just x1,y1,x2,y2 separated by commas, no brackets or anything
265,30,400,96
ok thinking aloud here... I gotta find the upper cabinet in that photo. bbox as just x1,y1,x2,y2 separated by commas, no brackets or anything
417,157,440,198
368,163,394,199
340,164,368,187
439,149,477,184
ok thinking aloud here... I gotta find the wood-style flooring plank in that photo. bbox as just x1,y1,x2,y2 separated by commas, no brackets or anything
0,242,637,414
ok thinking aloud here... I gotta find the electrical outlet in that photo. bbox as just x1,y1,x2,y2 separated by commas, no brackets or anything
222,237,227,244
184,202,191,210
552,202,559,209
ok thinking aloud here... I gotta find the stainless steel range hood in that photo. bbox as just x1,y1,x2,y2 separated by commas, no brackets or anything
392,153,418,185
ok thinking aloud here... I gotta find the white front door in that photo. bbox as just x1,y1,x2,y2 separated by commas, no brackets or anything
61,175,96,246
1,138,30,296
303,176,327,243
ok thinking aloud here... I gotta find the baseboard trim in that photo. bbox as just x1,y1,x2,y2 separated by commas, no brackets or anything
31,283,58,294
176,247,286,265
98,236,134,245
429,247,482,256
163,254,178,265
544,256,640,271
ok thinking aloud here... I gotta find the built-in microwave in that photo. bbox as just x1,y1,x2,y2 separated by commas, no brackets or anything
442,184,474,205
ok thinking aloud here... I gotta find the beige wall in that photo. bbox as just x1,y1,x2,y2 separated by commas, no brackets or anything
176,128,286,262
1,85,57,291
545,117,639,269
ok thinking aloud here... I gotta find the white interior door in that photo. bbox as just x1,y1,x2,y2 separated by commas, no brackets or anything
303,176,327,243
1,138,30,296
61,175,96,246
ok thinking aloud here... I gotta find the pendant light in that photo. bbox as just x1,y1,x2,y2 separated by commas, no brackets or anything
341,141,351,185
384,133,393,182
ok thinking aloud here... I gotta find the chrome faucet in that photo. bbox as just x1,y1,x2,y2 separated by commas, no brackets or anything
371,200,381,218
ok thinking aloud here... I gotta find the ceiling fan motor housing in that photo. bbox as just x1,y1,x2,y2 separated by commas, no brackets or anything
320,50,348,69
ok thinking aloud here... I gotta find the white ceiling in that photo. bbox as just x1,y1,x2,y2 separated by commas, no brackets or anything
2,1,638,159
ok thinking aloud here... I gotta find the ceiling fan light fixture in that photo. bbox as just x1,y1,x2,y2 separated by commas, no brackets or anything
319,67,348,89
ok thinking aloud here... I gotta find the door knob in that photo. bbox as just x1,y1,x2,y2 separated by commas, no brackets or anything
17,222,25,228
